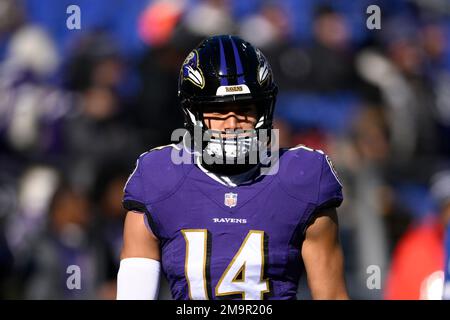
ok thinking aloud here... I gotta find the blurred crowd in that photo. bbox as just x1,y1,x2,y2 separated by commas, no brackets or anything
0,0,450,299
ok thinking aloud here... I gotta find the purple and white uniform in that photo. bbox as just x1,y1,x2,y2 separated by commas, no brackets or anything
123,144,343,300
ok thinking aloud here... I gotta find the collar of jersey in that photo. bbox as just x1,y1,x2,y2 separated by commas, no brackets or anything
194,155,262,187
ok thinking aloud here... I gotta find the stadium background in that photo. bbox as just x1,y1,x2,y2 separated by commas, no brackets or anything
0,0,450,299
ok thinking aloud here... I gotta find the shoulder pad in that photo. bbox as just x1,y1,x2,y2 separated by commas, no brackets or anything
277,145,325,203
277,144,343,211
137,144,187,203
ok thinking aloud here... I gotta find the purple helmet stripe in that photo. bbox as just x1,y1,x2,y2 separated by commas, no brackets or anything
230,37,245,85
219,38,228,86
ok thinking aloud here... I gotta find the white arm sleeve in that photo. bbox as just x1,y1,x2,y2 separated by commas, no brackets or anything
116,257,161,300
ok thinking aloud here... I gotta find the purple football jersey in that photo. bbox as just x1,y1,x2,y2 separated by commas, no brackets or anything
123,144,343,300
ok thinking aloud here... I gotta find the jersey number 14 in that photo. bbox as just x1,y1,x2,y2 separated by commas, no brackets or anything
181,229,270,300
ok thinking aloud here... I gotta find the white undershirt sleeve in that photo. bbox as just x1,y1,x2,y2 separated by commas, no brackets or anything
116,257,161,300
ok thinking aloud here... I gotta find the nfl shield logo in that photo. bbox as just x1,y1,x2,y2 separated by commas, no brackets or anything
224,192,238,208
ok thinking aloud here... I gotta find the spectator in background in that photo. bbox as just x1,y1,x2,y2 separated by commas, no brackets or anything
0,0,68,161
135,2,206,149
91,165,129,266
294,5,358,92
239,1,291,50
88,165,145,300
62,32,143,192
420,21,450,157
137,0,185,48
357,16,442,176
183,0,234,37
4,166,60,263
385,170,450,299
24,183,113,299
238,1,296,92
134,33,188,148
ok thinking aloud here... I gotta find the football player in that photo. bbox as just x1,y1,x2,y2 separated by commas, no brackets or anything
117,35,348,300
